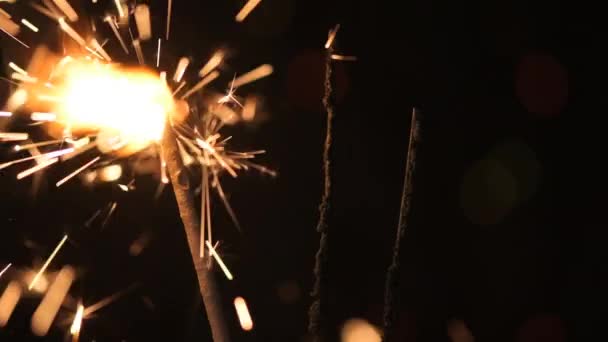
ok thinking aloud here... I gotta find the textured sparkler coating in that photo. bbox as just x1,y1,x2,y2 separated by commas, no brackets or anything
162,117,231,342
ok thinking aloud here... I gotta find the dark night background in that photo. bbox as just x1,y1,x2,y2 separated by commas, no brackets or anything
1,0,605,341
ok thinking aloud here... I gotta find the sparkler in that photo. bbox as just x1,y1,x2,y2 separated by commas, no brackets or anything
1,0,276,340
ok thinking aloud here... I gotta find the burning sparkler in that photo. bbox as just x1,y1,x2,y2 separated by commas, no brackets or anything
1,0,275,340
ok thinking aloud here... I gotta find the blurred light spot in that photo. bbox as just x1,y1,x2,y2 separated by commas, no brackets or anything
129,233,151,256
0,281,21,327
517,314,565,342
341,318,381,342
98,164,122,182
286,51,349,111
234,296,254,331
240,0,294,38
460,159,518,225
31,266,76,336
277,280,301,304
489,140,541,201
7,89,27,111
447,319,474,342
515,53,568,116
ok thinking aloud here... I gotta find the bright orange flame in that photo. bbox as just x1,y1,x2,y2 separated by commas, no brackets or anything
51,59,174,153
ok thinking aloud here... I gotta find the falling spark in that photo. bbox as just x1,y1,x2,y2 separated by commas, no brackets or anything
156,38,161,67
89,38,112,61
56,156,100,187
118,183,129,192
199,51,224,78
17,158,58,179
235,0,262,22
31,112,57,122
31,266,75,336
233,297,253,331
134,4,151,41
1,16,29,48
1,147,74,170
242,96,257,121
14,139,64,151
113,0,124,18
325,24,340,49
21,18,39,32
0,132,29,141
205,241,233,280
83,283,139,317
105,16,128,54
132,39,145,65
173,57,190,83
11,72,37,83
181,70,220,99
28,235,69,290
59,17,86,46
331,54,357,61
0,263,11,279
166,0,172,39
100,201,117,229
52,0,78,21
233,64,273,88
172,81,187,96
8,62,27,75
70,304,84,335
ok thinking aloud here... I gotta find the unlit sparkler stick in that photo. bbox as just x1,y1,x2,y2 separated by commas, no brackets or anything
381,108,421,342
162,118,231,342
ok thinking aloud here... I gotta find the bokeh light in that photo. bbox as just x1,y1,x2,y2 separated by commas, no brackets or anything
515,53,568,117
340,318,381,342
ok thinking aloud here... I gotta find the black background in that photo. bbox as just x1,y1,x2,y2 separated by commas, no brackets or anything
1,0,605,341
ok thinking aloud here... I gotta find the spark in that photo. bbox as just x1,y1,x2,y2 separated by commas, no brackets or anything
181,70,220,99
83,283,139,317
0,263,11,279
11,72,37,83
59,17,86,46
8,62,27,75
30,2,60,21
0,26,29,47
172,81,187,96
0,147,74,170
132,39,145,65
113,0,124,18
14,139,64,151
134,4,151,41
325,24,340,49
56,156,100,187
89,38,112,61
199,51,224,78
105,16,128,54
331,54,357,61
17,157,58,179
233,64,273,88
205,241,233,280
166,0,172,39
233,297,253,331
160,154,169,183
21,18,39,32
156,38,161,67
173,57,190,83
70,304,84,335
235,0,262,23
31,112,57,122
100,201,117,229
0,132,29,142
52,0,78,21
0,111,12,117
118,183,129,192
28,234,69,290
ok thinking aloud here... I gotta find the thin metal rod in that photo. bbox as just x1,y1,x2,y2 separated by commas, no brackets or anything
162,124,231,342
382,108,421,342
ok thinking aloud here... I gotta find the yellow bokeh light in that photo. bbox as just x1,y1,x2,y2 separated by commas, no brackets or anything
51,59,174,153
